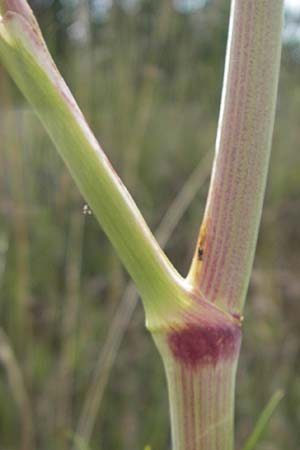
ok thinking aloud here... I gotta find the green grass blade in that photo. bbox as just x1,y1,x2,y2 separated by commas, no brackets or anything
241,389,284,450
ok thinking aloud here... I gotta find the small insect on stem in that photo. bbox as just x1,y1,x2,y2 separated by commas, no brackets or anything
196,220,207,262
198,246,204,261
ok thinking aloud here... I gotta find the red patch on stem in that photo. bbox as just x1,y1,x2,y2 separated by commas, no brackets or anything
168,322,241,369
2,0,38,30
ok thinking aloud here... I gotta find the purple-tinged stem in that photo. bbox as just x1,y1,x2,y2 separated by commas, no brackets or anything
156,2,283,449
153,300,242,450
0,2,284,449
188,0,283,315
163,359,239,450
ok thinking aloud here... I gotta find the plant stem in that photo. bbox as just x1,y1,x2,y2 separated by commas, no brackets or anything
163,357,239,450
75,151,212,445
0,1,189,326
158,1,284,449
188,0,284,315
0,2,284,450
153,307,241,450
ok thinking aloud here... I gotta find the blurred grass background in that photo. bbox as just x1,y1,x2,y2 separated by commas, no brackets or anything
0,0,300,449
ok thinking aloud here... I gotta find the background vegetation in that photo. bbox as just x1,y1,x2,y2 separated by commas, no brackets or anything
0,1,300,449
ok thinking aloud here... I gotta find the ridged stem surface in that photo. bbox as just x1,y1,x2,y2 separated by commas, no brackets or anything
188,0,284,314
0,2,284,450
165,360,238,450
154,307,241,450
159,1,284,449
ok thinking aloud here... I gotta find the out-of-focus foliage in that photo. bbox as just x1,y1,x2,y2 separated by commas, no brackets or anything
0,1,299,449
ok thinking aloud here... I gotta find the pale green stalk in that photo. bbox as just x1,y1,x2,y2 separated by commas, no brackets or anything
0,1,284,450
0,0,192,330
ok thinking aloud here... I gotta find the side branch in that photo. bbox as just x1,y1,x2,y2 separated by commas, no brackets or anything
0,0,187,325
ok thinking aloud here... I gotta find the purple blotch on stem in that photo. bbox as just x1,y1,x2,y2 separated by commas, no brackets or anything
168,321,241,369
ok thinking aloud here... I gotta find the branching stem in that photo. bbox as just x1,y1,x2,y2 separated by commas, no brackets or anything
0,1,284,449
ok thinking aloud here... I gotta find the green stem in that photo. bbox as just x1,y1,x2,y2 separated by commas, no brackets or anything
0,1,188,326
